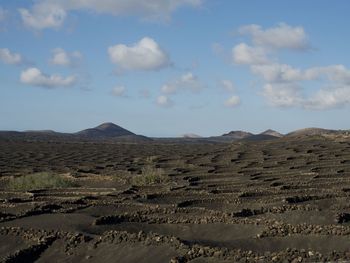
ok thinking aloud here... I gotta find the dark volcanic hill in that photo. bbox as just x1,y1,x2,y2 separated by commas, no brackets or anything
222,131,253,140
76,122,135,138
0,122,150,142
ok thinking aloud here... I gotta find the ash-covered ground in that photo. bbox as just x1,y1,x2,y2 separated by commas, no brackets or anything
0,136,350,262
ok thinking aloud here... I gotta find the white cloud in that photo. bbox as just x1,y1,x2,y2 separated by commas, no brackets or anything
232,23,350,110
305,86,350,110
220,80,235,92
219,80,241,107
0,7,7,22
251,63,350,85
0,48,23,65
224,95,240,108
161,84,178,94
251,63,305,83
232,43,269,65
19,3,66,30
108,37,170,71
58,0,201,17
139,89,151,98
212,42,224,55
19,0,202,30
50,48,82,67
111,86,126,97
304,65,350,84
257,66,350,109
239,23,309,50
20,67,76,88
262,83,303,107
156,95,173,107
161,83,177,94
161,72,203,94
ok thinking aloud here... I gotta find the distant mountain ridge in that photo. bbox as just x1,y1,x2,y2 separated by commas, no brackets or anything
0,123,348,143
0,122,147,142
24,130,57,134
182,133,202,138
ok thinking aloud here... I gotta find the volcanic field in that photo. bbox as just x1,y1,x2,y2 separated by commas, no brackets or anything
0,124,350,262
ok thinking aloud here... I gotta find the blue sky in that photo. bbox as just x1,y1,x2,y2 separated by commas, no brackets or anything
1,0,350,137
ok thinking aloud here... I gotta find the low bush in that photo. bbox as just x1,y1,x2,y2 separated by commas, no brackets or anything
7,172,76,191
131,165,168,186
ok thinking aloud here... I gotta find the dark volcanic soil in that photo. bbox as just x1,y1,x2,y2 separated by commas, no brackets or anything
1,136,350,262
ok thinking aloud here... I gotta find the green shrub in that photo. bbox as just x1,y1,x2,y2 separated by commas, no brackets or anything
7,172,76,191
131,165,168,186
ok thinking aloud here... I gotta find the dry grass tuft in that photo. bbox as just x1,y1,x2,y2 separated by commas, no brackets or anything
131,165,168,186
7,172,76,191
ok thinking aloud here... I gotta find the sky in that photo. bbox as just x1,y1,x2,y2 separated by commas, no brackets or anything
1,0,350,137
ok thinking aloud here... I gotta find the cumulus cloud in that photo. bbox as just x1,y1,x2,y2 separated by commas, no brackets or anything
232,43,269,65
156,95,173,107
304,65,350,84
224,95,240,108
19,0,202,30
256,64,350,109
139,89,151,98
219,80,241,108
305,86,350,110
212,42,224,55
251,63,305,83
0,7,7,22
161,72,203,94
50,48,82,67
19,3,66,30
20,67,76,88
239,23,309,51
251,63,350,85
111,86,126,97
59,0,202,18
158,72,205,107
0,48,23,65
261,81,350,110
220,80,235,92
108,37,170,71
262,83,303,107
232,23,350,110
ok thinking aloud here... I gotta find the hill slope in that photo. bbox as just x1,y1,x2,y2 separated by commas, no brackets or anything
286,128,338,137
260,129,284,138
0,123,150,142
222,131,253,140
76,122,135,138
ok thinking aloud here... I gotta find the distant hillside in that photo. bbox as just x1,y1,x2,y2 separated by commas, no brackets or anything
286,128,339,137
260,129,284,138
205,129,284,143
222,131,253,140
241,134,280,142
0,122,150,142
76,122,135,138
1,124,348,143
182,133,202,138
0,130,72,141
